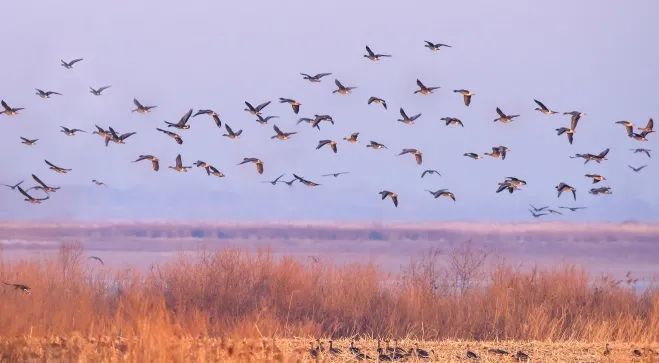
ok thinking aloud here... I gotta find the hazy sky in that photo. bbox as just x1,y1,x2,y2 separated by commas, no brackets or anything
1,1,657,222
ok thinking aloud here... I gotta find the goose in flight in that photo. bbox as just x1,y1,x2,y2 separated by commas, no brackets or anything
193,109,222,128
30,174,59,193
297,117,321,130
262,174,285,185
238,158,264,174
156,128,183,145
1,180,23,190
300,72,332,82
366,141,388,150
485,146,511,160
638,118,654,133
89,85,111,96
93,125,112,143
529,209,548,218
368,96,387,109
379,190,398,207
17,185,49,204
424,41,451,51
223,123,243,139
414,79,439,95
496,177,527,194
630,148,651,158
333,79,356,95
556,127,575,144
565,111,586,128
206,165,225,178
92,179,107,187
571,148,609,164
293,174,320,187
0,100,24,116
255,114,278,125
317,139,338,153
271,125,297,140
426,188,456,201
279,98,301,114
169,154,192,173
35,89,61,99
20,137,38,146
165,109,193,129
556,182,577,200
615,120,634,135
3,282,31,294
343,132,360,144
630,130,653,142
421,169,441,178
399,148,423,165
311,114,334,129
529,205,549,212
398,108,421,125
364,45,391,61
585,174,606,184
133,155,160,171
441,117,464,127
322,172,349,178
60,126,86,136
590,186,612,195
463,152,482,160
244,101,271,115
132,98,157,113
45,160,71,174
282,179,296,186
533,99,558,115
494,107,519,123
559,206,587,212
453,89,474,106
628,165,647,172
107,127,136,145
88,256,104,265
61,58,83,69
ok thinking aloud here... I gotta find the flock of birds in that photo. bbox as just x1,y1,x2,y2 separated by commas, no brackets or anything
1,42,655,219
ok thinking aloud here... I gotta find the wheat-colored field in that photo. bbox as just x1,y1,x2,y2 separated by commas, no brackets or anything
0,242,657,362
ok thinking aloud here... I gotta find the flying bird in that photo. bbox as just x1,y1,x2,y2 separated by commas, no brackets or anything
169,154,192,173
585,174,606,184
193,109,222,128
343,132,360,144
494,107,519,123
0,100,24,116
317,139,338,153
164,109,193,129
529,209,548,218
89,85,111,96
425,189,456,201
271,125,297,140
17,185,49,204
238,158,264,174
414,79,440,95
559,206,587,212
1,180,23,190
564,111,586,129
421,169,441,178
255,114,278,125
107,127,136,145
92,179,107,187
590,186,612,195
223,124,243,139
533,99,558,115
556,182,577,200
45,160,71,174
279,98,301,114
88,256,104,265
556,127,575,144
424,41,451,51
379,190,398,207
496,177,527,194
441,117,464,127
367,97,387,109
628,165,647,172
529,205,549,212
399,148,423,165
206,165,225,178
333,79,356,95
322,172,349,178
398,108,421,125
293,174,320,187
60,126,86,136
630,148,651,158
485,146,511,160
453,89,474,106
61,58,83,69
300,72,332,82
133,155,160,171
463,153,482,160
366,141,388,150
20,137,38,146
638,118,654,133
262,174,285,185
244,101,271,115
571,148,609,164
132,98,157,113
363,45,392,61
30,174,59,193
35,89,61,99
156,128,183,145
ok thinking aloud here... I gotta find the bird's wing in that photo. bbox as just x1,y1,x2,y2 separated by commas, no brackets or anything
175,154,182,167
416,79,425,88
179,109,193,125
534,99,548,111
225,124,234,134
133,98,143,108
365,45,375,56
496,107,505,117
31,174,47,188
316,73,331,78
98,85,111,92
399,108,408,119
335,79,344,88
17,186,32,199
44,160,57,168
256,101,271,111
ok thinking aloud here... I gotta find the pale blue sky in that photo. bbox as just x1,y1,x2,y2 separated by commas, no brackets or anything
0,1,657,221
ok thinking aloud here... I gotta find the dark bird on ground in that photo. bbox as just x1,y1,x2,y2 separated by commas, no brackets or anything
590,186,613,195
89,85,111,96
466,350,480,360
300,72,331,82
60,126,86,136
61,58,83,69
92,179,107,187
630,148,651,158
133,155,160,171
20,137,38,145
1,180,23,190
632,349,642,357
368,96,387,109
343,132,360,144
333,79,356,95
494,107,519,123
364,45,391,61
169,154,192,173
35,89,61,98
571,148,609,164
426,189,456,201
628,165,647,172
514,351,530,361
17,185,49,204
485,146,511,160
379,190,398,207
223,123,243,139
88,256,104,265
322,172,349,178
441,117,464,127
244,101,271,115
263,174,285,185
165,109,193,129
271,125,297,140
556,182,577,200
464,152,482,160
45,160,71,174
534,99,558,115
317,139,338,153
398,108,421,125
156,128,183,144
399,148,423,165
193,109,221,128
603,343,611,356
0,100,24,116
3,282,31,294
454,89,474,106
585,174,606,183
424,41,451,51
421,169,441,178
279,98,301,114
132,98,157,113
30,174,59,193
328,340,342,355
366,141,387,149
559,206,587,212
255,114,278,125
556,127,575,144
410,343,430,359
414,79,440,95
293,174,320,187
238,158,264,174
487,348,509,356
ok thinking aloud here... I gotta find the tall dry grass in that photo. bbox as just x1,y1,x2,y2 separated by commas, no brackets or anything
0,241,656,343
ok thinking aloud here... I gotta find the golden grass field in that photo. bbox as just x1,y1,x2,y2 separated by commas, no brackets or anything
0,242,657,362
